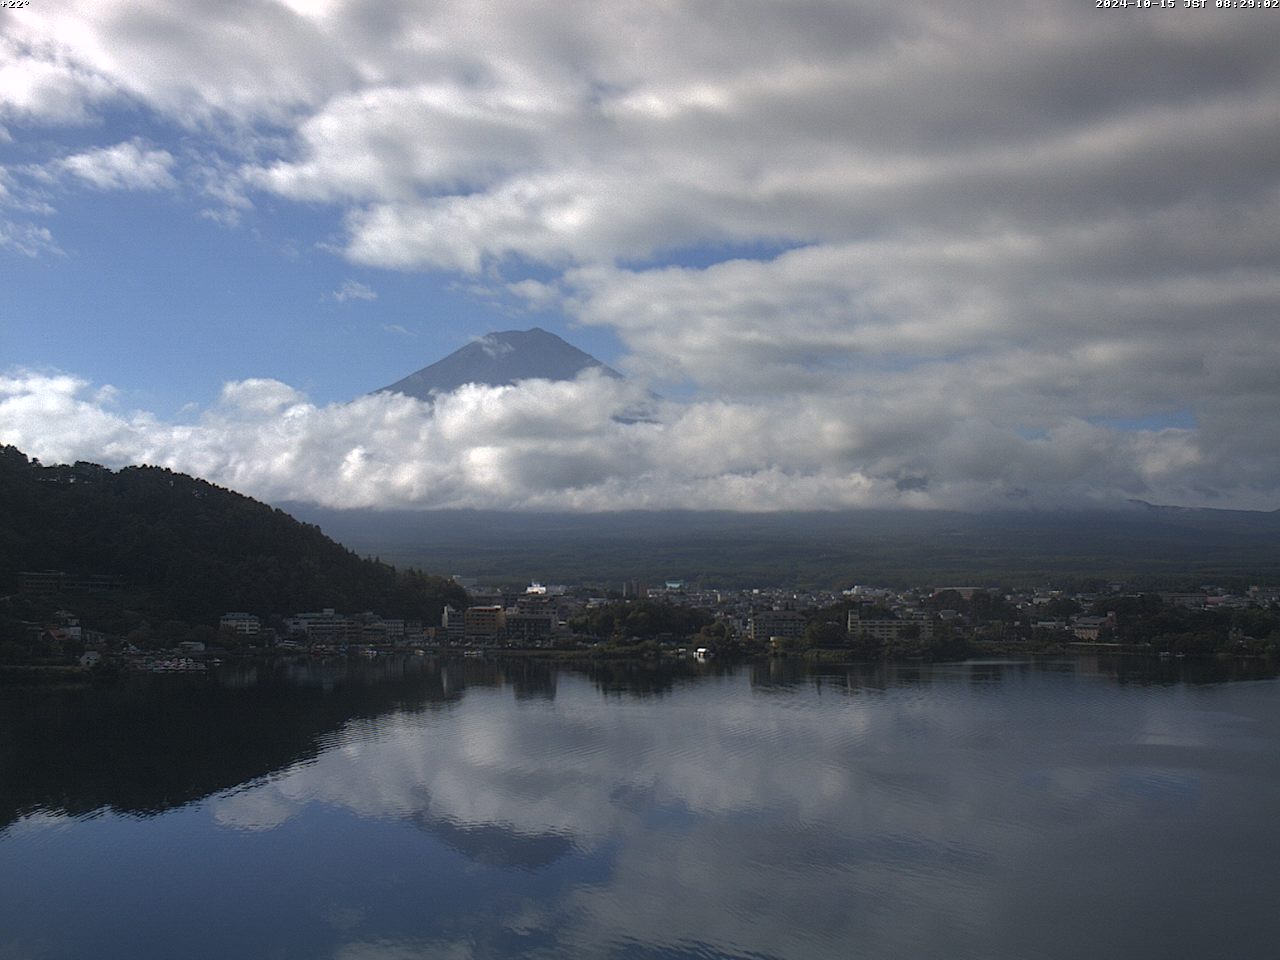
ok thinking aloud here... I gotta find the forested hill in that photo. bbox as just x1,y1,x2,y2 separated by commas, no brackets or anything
0,446,467,624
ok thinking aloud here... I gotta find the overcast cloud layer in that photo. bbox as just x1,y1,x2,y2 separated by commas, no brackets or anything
3,1,1279,510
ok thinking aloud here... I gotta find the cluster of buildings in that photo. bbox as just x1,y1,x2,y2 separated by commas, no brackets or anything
438,582,576,645
27,609,107,661
221,609,429,649
649,581,1279,646
21,574,1278,666
220,583,581,651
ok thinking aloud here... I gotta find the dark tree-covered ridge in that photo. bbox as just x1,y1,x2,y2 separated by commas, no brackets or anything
0,445,467,625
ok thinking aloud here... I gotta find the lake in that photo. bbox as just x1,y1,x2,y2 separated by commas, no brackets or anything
2,655,1279,959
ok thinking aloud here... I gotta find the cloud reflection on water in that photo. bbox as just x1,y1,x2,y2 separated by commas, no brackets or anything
202,664,1280,960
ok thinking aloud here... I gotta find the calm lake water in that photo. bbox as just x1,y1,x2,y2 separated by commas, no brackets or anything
3,656,1279,960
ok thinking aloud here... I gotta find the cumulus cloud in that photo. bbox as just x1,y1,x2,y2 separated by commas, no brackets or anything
3,1,1279,508
4,366,1276,511
55,139,177,191
2,1,348,126
0,35,116,125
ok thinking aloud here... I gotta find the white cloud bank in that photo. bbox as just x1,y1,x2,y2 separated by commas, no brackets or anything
55,139,177,191
3,1,1280,510
2,366,1271,511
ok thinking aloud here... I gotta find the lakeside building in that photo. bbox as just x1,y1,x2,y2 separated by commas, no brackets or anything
847,611,935,642
219,612,261,637
287,608,362,644
506,611,556,644
1070,612,1117,641
464,605,507,641
525,582,567,596
441,606,466,643
749,608,806,642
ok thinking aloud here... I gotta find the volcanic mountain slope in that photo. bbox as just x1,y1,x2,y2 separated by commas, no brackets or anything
282,501,1280,589
377,327,622,400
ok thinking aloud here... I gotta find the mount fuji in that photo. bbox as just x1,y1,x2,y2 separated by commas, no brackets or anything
376,327,623,400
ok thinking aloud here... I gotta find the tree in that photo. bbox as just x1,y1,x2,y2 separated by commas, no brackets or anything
804,620,848,647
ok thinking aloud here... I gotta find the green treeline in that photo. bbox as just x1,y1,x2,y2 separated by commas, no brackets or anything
1091,593,1280,657
0,446,467,641
569,599,713,640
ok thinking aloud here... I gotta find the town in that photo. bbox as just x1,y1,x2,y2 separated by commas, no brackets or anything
12,572,1280,673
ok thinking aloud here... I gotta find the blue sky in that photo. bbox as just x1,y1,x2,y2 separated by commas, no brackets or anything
1,112,619,415
3,1,1279,511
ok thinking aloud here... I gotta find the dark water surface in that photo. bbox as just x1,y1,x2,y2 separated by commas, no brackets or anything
3,656,1278,959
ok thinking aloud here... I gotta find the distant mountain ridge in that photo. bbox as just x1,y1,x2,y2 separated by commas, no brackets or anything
377,327,621,400
281,502,1280,589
